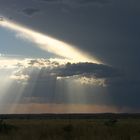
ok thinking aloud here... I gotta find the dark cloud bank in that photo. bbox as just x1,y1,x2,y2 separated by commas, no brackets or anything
38,0,112,6
22,8,40,16
15,59,120,79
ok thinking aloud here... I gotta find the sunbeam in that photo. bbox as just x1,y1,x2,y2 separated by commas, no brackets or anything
0,56,108,113
0,18,101,63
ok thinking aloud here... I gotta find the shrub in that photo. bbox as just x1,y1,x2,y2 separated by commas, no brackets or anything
0,120,17,134
104,119,118,127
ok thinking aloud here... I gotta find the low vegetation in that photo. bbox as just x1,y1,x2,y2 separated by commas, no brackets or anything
0,118,140,140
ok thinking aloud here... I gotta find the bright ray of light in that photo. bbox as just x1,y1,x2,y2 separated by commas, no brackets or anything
0,57,109,113
8,81,28,113
0,71,15,104
0,18,101,63
0,57,27,108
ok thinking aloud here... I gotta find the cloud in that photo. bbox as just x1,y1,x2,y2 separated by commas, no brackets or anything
55,62,120,78
0,58,120,86
38,0,112,6
22,8,40,16
10,74,29,81
9,58,120,82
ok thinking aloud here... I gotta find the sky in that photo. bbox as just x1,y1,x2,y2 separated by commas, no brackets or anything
0,0,140,113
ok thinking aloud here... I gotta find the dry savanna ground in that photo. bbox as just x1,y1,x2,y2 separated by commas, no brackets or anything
0,118,140,140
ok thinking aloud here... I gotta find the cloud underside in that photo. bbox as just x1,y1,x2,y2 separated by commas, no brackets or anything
5,58,120,84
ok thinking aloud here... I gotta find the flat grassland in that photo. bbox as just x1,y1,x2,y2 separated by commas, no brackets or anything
0,114,140,140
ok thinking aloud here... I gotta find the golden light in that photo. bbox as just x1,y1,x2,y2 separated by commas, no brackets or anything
0,18,101,63
0,18,106,114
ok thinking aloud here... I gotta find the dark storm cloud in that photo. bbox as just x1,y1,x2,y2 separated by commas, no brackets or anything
13,59,120,80
38,0,112,6
22,8,40,16
55,62,120,78
107,81,140,110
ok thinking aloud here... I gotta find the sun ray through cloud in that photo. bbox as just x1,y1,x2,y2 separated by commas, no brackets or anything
0,55,111,113
0,18,101,63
